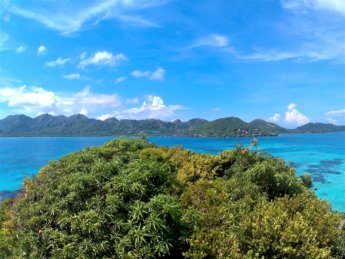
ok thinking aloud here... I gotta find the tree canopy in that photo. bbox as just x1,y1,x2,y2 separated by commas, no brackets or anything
0,138,344,258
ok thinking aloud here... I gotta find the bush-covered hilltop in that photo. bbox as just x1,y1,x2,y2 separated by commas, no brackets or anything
1,139,344,258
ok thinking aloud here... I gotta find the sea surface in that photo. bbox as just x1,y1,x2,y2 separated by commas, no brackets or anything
0,132,344,211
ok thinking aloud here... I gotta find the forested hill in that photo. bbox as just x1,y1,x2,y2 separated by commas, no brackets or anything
0,114,344,137
295,123,345,133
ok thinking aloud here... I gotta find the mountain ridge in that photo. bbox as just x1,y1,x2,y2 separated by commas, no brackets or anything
0,114,344,137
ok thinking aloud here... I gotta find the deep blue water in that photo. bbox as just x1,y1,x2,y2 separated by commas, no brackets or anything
0,132,344,211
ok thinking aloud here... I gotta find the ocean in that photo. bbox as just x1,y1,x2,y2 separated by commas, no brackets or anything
0,132,344,211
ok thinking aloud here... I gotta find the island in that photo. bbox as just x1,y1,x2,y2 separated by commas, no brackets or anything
0,114,344,137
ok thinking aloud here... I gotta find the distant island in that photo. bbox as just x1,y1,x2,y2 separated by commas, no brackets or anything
0,114,344,137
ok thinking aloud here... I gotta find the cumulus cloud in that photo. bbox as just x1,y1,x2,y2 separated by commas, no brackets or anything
45,57,71,67
268,113,281,122
64,73,80,80
190,34,228,49
0,84,185,120
131,67,165,81
0,86,55,108
97,95,184,120
285,103,310,125
0,85,121,116
37,45,47,56
114,77,127,84
79,51,127,68
16,45,26,53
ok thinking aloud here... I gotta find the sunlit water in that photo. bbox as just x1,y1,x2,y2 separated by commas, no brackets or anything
0,132,344,211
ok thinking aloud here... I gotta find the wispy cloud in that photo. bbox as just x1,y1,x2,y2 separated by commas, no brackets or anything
78,51,127,69
64,73,80,80
231,1,345,63
281,0,345,16
325,108,345,124
326,109,345,116
268,113,281,122
114,77,127,84
190,34,228,49
285,103,310,125
16,45,26,53
131,67,165,80
8,0,167,34
37,45,47,56
45,57,71,67
0,32,9,51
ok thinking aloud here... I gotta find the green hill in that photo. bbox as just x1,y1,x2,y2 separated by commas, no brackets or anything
2,114,338,137
295,123,345,133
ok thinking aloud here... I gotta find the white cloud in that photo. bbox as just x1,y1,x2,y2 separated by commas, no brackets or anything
268,113,281,122
131,67,165,81
150,68,165,80
0,85,121,116
45,57,71,67
131,70,151,78
79,51,127,68
16,46,26,53
79,108,89,116
211,107,221,112
97,114,114,121
98,95,184,120
326,117,337,124
325,109,345,124
190,34,228,49
9,0,166,34
64,73,80,80
325,109,345,116
115,95,183,120
116,15,160,27
282,0,345,16
115,77,127,84
37,45,47,56
0,32,9,51
285,103,310,125
125,98,139,104
233,1,345,63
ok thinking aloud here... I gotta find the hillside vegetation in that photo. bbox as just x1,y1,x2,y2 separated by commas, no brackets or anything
0,139,344,258
1,114,343,137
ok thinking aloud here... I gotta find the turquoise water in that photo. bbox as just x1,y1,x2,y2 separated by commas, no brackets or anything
0,132,344,211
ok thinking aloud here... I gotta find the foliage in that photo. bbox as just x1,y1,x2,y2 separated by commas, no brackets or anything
300,173,313,188
0,138,344,258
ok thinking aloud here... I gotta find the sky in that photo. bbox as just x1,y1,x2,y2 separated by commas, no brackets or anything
0,0,344,128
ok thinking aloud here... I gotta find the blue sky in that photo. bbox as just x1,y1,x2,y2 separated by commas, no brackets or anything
0,0,344,127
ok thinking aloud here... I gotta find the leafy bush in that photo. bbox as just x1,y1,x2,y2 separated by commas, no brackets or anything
0,139,344,258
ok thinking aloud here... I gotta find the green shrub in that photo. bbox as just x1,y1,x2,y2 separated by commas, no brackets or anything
0,139,343,258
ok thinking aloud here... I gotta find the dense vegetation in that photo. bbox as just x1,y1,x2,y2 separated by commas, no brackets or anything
0,139,344,258
295,123,345,133
1,114,343,137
